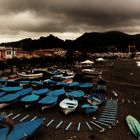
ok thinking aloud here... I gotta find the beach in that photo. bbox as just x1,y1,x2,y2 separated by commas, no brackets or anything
1,59,140,140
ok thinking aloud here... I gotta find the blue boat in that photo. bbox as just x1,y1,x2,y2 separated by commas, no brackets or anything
0,127,9,140
20,94,39,103
47,89,65,97
0,86,23,92
38,95,58,110
87,93,105,105
0,92,6,97
67,90,85,100
68,82,79,88
0,79,7,83
19,80,31,86
7,118,44,140
56,82,69,88
14,87,33,97
30,81,43,86
81,104,98,114
79,83,93,89
6,80,20,87
0,94,20,103
33,88,49,96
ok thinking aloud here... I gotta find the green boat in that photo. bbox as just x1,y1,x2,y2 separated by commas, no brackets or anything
126,115,140,139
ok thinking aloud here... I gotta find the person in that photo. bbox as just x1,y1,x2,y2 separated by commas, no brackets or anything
0,114,14,134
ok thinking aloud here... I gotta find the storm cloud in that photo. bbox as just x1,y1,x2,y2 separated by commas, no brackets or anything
0,0,140,42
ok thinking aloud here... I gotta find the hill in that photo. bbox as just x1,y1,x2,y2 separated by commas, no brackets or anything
1,31,140,52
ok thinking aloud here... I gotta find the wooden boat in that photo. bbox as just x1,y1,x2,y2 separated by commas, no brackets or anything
81,104,98,114
82,69,102,75
38,95,58,110
20,94,39,108
17,72,43,79
51,74,63,80
7,118,44,140
87,93,105,105
67,90,85,100
59,98,78,115
126,115,140,139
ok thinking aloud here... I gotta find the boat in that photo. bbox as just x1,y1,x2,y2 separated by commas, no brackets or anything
0,86,23,92
79,83,93,89
81,104,98,114
59,98,78,115
47,89,65,97
0,79,7,85
14,87,33,97
33,88,49,96
66,90,85,100
17,72,43,79
19,80,31,87
126,115,140,139
0,127,9,140
87,93,105,105
0,92,6,97
68,82,79,88
0,93,20,109
51,74,63,80
82,69,102,75
56,82,69,88
7,118,44,140
38,95,58,110
20,94,40,108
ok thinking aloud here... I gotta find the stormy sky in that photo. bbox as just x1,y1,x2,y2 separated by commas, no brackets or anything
0,0,140,42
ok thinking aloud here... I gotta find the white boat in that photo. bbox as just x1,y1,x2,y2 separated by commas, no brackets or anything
17,72,43,79
59,99,78,115
82,69,102,75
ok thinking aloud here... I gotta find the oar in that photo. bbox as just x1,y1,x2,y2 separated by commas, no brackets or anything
55,121,63,129
30,116,37,121
20,115,30,122
65,122,72,131
85,122,92,131
95,120,112,129
5,113,13,118
46,119,54,127
90,121,105,132
12,114,21,120
77,122,81,132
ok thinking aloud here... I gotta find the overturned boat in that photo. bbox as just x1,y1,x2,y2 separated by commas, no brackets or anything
38,95,58,110
87,93,105,105
81,104,98,114
6,118,44,140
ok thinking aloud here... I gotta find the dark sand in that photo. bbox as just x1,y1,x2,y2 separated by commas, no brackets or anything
1,59,140,140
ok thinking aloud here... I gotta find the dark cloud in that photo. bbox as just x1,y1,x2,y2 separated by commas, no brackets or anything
0,0,140,42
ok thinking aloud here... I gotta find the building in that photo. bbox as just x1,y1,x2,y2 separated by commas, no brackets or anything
0,46,18,60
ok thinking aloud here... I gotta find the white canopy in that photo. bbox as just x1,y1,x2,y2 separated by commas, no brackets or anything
80,60,94,64
96,58,105,62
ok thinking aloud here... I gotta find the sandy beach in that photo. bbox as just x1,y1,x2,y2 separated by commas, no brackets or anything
1,59,140,140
